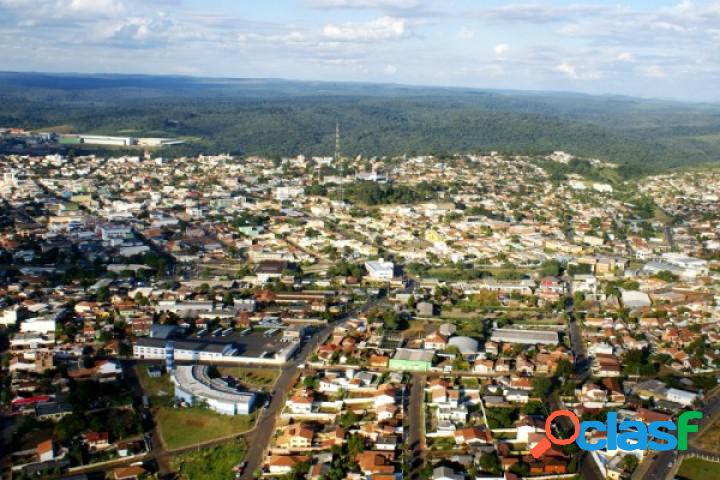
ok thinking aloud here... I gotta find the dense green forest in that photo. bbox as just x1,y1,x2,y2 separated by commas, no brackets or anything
2,72,720,174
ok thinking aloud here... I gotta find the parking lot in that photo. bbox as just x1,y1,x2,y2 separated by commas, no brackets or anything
186,328,289,358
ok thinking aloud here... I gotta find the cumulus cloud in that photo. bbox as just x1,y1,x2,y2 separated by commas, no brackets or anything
617,51,634,62
323,16,406,41
384,63,397,74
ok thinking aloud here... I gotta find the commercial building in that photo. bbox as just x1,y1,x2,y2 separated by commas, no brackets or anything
389,348,434,372
489,328,559,345
172,365,256,415
133,337,236,361
364,260,394,281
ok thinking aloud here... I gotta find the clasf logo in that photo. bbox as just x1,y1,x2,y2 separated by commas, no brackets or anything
530,409,703,459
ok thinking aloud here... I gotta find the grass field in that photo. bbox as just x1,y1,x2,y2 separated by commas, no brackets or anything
217,367,280,389
172,441,247,480
694,419,720,453
135,365,174,397
677,457,720,480
155,406,256,450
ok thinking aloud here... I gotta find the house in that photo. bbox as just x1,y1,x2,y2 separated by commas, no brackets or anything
474,359,494,374
84,431,110,451
355,451,395,475
424,331,448,350
369,355,389,368
288,389,315,414
255,260,289,283
267,455,309,475
277,424,314,450
454,426,492,446
37,439,55,462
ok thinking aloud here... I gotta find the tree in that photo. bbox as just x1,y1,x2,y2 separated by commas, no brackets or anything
532,375,553,397
478,452,501,473
407,295,416,310
621,454,639,473
347,434,365,456
540,259,561,277
222,291,234,307
555,359,574,379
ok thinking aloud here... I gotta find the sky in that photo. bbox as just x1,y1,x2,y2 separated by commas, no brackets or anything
1,0,719,101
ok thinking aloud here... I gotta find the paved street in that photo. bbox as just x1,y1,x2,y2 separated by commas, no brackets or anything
407,373,426,479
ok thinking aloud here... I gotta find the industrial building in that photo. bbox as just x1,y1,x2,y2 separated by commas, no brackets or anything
489,328,559,345
172,365,256,415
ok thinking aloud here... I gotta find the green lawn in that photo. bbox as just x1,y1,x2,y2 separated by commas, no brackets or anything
135,365,174,396
217,366,280,389
155,406,256,450
677,457,720,480
172,441,247,480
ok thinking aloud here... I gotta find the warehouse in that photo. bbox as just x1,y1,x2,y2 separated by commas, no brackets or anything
389,348,434,372
173,365,256,415
489,328,559,345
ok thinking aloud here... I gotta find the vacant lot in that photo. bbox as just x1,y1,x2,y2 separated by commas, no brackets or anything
677,457,720,480
694,419,720,453
135,365,174,397
217,367,280,389
172,441,247,480
155,406,256,450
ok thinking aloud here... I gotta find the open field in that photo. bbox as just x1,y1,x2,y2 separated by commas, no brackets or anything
693,419,720,453
135,365,174,397
172,441,247,480
676,457,720,480
217,366,280,389
154,406,256,450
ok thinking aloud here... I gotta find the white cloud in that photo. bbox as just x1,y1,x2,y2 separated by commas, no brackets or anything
556,62,578,79
494,43,509,56
617,52,634,62
66,0,125,15
456,26,474,40
384,63,397,74
322,16,405,41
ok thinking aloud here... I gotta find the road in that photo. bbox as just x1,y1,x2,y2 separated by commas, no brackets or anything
561,294,603,480
406,373,426,479
664,223,675,250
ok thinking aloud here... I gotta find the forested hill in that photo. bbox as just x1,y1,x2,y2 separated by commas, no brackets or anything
2,71,720,174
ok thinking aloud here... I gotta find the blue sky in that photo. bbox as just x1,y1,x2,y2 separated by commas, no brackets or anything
1,0,719,101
